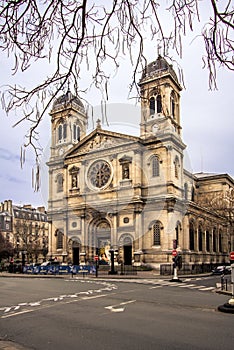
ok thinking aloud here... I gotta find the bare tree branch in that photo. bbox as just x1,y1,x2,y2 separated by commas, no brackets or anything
0,0,233,167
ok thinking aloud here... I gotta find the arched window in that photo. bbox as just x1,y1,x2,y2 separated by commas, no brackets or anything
198,224,203,251
156,94,162,113
149,97,155,115
63,123,67,139
175,222,181,247
189,221,195,251
213,228,217,252
174,156,180,178
58,124,63,142
219,230,222,253
152,156,160,177
58,122,67,143
191,186,195,201
171,91,175,118
56,230,63,249
184,183,188,200
206,230,210,252
56,174,63,193
73,124,80,142
153,221,162,246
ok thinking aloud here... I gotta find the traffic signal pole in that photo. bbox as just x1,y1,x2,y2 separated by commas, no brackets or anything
228,263,234,305
170,252,182,283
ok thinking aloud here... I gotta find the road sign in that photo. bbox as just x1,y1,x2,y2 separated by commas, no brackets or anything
94,255,99,261
172,249,177,257
230,251,234,260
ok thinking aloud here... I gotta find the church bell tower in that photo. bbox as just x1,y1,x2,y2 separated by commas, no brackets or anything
49,89,87,161
138,55,182,139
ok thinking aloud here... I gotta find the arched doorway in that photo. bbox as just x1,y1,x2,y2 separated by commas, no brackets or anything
96,220,111,263
122,236,133,265
69,238,81,265
88,219,111,263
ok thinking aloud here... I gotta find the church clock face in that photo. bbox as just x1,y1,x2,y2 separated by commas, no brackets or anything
87,160,112,189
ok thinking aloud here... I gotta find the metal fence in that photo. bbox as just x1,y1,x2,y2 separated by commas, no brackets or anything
160,263,214,276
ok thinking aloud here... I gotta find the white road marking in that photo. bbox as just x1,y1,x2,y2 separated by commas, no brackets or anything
105,300,136,313
1,280,118,319
178,284,196,288
2,309,35,319
199,287,215,291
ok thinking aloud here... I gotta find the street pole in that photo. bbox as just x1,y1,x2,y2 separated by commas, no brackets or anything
228,263,234,305
108,249,117,275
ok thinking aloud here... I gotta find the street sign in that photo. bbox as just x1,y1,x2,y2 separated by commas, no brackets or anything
94,255,99,261
172,249,177,257
230,251,234,260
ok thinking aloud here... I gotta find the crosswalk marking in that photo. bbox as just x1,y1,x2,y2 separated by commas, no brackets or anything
198,287,215,291
97,277,216,293
178,284,196,288
144,279,216,292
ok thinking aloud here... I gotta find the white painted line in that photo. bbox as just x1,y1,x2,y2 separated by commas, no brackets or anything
105,300,136,313
2,309,35,319
199,287,215,291
178,284,196,288
149,286,163,289
4,307,12,313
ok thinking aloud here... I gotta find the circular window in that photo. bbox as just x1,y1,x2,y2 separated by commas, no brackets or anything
123,217,129,224
87,160,112,189
72,222,77,228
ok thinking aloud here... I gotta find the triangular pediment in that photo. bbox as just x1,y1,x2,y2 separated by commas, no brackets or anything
65,128,140,159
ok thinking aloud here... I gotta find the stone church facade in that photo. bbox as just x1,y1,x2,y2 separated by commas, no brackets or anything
47,55,233,270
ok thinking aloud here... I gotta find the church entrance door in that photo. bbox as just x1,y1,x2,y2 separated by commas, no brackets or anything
72,246,80,265
124,245,132,265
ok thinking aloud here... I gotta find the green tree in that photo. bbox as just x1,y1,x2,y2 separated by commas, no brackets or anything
0,232,14,261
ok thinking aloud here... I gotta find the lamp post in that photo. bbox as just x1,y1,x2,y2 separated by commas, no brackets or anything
108,249,117,275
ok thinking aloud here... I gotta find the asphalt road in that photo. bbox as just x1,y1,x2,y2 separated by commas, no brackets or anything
0,276,233,350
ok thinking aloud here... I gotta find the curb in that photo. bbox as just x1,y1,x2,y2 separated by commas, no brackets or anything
218,303,234,314
0,339,31,350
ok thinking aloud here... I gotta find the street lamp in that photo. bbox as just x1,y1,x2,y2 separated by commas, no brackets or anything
108,249,117,275
16,241,20,258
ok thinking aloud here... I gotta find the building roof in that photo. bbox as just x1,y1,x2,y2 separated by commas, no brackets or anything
139,55,181,88
194,172,234,184
52,89,84,109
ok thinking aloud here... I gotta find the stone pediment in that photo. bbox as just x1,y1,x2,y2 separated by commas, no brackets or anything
66,129,139,158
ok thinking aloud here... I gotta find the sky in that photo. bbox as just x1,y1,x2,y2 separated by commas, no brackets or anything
0,2,233,209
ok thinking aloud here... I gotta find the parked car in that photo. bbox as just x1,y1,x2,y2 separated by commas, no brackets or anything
211,266,231,275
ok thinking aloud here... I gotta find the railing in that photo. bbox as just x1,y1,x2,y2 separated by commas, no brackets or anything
23,264,92,275
160,263,214,276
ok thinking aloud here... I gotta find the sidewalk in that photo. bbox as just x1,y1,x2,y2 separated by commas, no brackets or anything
0,339,31,350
